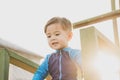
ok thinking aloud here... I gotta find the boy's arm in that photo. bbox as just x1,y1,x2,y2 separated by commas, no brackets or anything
32,55,50,80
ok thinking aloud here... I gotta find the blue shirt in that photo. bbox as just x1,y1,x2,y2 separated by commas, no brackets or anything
32,47,82,80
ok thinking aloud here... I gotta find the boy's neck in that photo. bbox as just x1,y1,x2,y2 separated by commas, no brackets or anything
56,47,71,52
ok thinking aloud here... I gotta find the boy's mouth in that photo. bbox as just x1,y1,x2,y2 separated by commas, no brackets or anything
52,42,58,45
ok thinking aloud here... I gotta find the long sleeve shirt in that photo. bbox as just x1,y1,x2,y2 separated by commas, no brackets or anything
32,47,82,80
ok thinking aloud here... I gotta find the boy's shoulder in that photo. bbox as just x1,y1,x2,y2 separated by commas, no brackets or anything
71,48,80,52
69,47,81,54
68,48,81,58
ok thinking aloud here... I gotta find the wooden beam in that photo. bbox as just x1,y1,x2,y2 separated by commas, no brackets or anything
0,38,42,59
0,48,10,80
73,9,120,29
80,27,100,80
8,49,52,80
6,49,39,73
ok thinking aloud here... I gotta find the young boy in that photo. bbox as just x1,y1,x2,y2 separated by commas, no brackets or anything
32,17,83,80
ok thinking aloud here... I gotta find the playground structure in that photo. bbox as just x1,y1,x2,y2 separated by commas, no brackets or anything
0,0,120,80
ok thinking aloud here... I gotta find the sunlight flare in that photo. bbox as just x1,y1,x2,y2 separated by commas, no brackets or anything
93,51,120,80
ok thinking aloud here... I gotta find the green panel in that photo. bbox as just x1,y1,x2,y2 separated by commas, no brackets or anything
0,48,10,80
8,49,39,73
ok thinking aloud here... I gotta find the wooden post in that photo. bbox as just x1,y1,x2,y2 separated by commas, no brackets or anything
80,27,100,80
0,48,10,80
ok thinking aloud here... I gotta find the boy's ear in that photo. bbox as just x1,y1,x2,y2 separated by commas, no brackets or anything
68,32,73,41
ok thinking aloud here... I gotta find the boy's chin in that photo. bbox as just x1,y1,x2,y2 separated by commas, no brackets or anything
51,46,62,50
52,47,67,50
52,47,60,50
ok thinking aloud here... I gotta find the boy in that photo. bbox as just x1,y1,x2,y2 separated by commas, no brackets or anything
32,17,83,80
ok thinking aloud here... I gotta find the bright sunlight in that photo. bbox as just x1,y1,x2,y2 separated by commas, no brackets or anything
93,51,120,80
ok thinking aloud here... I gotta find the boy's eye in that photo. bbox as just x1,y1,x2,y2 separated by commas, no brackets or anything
47,35,51,38
55,33,60,36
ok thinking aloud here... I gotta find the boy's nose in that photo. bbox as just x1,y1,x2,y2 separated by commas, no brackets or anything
51,36,56,40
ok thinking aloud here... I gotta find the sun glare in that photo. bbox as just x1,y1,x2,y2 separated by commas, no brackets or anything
93,51,120,80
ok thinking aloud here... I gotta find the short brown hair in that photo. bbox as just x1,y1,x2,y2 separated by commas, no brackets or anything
44,17,73,33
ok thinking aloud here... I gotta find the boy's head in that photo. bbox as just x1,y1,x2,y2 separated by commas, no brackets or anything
44,17,73,50
44,17,72,33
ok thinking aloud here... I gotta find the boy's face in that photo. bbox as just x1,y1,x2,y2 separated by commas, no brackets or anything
45,23,72,50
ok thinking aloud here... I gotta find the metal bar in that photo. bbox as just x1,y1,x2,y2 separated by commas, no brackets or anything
73,10,120,29
111,0,119,46
0,48,10,80
119,0,120,8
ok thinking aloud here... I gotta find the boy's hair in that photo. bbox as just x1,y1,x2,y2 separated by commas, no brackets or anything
44,17,73,33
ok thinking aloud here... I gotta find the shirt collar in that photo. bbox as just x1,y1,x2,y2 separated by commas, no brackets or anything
56,47,71,53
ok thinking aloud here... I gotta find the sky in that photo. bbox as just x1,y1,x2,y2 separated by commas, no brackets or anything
0,0,120,57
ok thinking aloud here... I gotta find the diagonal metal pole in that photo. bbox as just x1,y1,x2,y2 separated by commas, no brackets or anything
111,0,119,47
0,48,10,80
119,0,120,8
